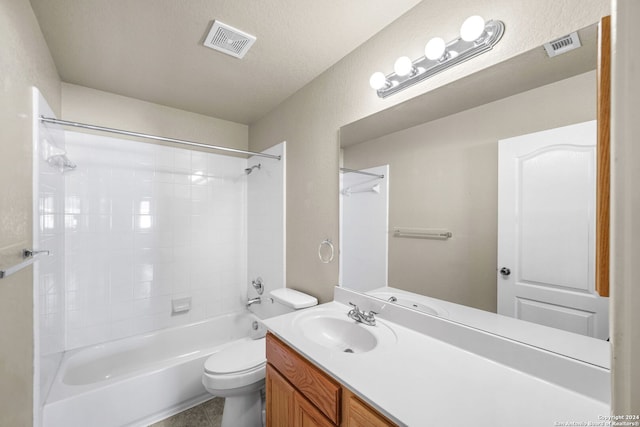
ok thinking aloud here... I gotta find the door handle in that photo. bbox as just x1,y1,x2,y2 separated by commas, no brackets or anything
499,267,511,276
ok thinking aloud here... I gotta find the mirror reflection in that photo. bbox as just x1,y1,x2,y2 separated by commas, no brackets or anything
339,23,609,341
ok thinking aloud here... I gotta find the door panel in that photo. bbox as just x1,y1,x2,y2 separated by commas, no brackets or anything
518,146,593,291
516,297,595,336
498,120,609,340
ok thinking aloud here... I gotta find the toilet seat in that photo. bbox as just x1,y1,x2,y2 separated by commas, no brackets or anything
205,338,266,375
203,338,266,392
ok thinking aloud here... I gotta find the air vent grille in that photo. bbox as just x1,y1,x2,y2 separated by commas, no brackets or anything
204,21,256,59
543,32,581,58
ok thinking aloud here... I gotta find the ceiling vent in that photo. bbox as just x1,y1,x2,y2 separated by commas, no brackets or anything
203,21,256,59
543,32,581,58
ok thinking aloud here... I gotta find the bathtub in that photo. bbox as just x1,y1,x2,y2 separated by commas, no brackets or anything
43,311,261,427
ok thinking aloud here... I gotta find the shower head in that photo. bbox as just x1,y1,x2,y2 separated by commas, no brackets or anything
244,163,261,174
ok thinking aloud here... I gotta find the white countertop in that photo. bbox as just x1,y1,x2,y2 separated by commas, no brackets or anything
263,299,609,427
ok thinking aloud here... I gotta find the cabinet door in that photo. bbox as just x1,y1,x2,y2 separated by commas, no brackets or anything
267,333,341,424
266,364,294,427
343,391,396,427
294,390,336,427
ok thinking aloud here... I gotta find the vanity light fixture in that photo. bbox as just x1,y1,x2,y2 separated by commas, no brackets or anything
369,15,505,98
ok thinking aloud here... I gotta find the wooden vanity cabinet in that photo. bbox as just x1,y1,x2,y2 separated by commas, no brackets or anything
266,333,396,427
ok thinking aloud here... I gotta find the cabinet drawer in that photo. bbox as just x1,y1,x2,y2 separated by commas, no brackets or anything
266,333,341,424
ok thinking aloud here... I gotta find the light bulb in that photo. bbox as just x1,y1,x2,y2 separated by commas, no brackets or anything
460,15,486,42
369,72,389,90
425,37,447,61
394,56,414,77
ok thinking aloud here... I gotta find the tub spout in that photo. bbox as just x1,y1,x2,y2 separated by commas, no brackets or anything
246,297,261,307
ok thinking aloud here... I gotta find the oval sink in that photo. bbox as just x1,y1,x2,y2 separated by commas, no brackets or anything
293,308,397,354
303,317,377,353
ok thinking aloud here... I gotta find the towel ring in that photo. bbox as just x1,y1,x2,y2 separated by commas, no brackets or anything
318,239,335,264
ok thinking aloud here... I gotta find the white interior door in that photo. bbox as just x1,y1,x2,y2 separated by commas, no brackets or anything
498,120,609,340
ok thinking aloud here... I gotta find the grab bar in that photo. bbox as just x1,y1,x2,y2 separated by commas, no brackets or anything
0,249,51,279
393,228,453,240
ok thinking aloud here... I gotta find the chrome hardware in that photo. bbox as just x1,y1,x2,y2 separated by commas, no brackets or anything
23,249,51,258
318,239,335,264
1,248,50,279
499,267,511,277
251,277,264,295
0,258,34,279
40,116,281,160
347,302,377,326
247,297,262,307
387,296,397,303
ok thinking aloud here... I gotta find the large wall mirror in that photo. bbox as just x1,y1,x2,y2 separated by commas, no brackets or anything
339,21,611,352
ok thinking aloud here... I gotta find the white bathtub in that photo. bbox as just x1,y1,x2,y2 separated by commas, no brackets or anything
43,311,260,427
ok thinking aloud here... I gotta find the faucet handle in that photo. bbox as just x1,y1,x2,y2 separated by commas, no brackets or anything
363,310,377,320
348,302,358,310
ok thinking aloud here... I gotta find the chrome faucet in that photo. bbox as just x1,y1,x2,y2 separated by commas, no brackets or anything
347,303,377,326
247,297,261,307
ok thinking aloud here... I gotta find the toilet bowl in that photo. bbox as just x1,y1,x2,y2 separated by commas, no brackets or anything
203,338,266,427
202,288,317,427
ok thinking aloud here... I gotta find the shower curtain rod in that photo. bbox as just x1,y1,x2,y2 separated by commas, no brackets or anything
39,116,282,160
340,167,384,179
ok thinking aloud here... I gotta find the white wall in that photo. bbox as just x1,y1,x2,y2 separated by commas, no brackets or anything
63,132,248,348
611,0,640,414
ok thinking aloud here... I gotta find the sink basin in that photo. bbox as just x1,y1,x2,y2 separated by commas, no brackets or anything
293,308,397,354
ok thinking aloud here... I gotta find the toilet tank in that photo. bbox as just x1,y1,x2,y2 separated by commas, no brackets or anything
270,288,318,311
248,288,318,322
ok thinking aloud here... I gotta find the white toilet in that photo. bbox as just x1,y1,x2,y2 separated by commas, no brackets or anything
202,288,317,427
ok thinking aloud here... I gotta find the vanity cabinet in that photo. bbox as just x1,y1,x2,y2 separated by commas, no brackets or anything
266,333,396,427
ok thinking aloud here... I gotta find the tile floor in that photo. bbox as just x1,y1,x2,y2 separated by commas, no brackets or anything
149,397,224,427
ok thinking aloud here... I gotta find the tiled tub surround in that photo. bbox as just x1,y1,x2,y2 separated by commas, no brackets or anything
43,312,258,427
63,131,249,349
38,132,285,426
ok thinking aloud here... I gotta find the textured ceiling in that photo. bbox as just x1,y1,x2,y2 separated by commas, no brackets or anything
30,0,422,124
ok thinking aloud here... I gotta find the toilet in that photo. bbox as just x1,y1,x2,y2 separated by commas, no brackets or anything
202,288,317,427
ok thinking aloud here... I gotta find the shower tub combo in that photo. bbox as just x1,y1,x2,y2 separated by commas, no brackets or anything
43,312,261,427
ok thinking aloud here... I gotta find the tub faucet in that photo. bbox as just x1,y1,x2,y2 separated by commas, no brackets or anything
247,297,261,307
347,302,377,326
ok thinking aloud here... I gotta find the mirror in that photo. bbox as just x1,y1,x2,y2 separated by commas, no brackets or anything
339,23,610,344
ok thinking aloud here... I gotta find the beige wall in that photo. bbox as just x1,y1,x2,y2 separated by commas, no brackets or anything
62,83,248,152
611,0,640,415
0,0,61,425
343,71,596,312
249,0,610,303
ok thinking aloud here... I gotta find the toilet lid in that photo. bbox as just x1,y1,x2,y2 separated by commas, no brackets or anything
204,338,266,375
